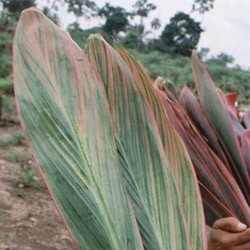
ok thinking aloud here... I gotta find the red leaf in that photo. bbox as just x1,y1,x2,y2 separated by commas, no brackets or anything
225,93,239,118
242,129,250,175
179,86,229,165
157,88,250,225
243,110,250,129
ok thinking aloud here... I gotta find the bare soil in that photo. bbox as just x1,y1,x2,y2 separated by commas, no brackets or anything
0,122,76,250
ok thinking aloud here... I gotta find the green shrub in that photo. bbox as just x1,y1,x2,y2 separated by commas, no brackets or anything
20,167,42,189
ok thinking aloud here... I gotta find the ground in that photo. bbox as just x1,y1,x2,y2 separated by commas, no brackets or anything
0,122,76,250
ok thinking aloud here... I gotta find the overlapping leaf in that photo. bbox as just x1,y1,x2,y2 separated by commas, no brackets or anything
114,46,206,250
242,130,250,175
179,86,228,164
87,36,207,250
225,93,240,118
192,52,250,203
13,8,143,250
14,8,208,250
152,53,250,226
155,86,250,225
244,110,250,129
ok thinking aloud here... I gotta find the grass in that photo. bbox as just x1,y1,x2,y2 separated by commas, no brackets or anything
4,149,29,163
5,232,15,246
1,94,18,123
0,77,13,95
0,131,25,148
20,167,42,189
2,95,15,114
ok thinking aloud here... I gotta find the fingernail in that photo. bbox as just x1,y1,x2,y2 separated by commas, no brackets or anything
237,223,247,231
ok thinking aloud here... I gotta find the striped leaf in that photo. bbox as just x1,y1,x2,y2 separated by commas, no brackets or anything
242,130,250,174
13,8,143,250
14,8,208,250
114,46,206,250
158,57,250,226
155,88,250,226
87,37,206,250
243,110,250,129
192,52,250,203
179,86,228,164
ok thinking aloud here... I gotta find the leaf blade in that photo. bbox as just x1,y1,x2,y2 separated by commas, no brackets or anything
158,90,250,225
115,46,207,250
88,37,206,250
192,51,250,203
13,8,142,250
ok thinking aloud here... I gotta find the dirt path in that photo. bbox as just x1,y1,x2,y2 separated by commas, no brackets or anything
0,123,76,250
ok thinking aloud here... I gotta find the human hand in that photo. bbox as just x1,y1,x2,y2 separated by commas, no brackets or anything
208,217,250,250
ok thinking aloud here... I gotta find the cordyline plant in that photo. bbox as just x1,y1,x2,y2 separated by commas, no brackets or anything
154,53,250,227
13,8,206,250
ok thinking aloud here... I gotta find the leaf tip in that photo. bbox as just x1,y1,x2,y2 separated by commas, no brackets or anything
191,50,197,58
88,33,104,43
20,6,43,19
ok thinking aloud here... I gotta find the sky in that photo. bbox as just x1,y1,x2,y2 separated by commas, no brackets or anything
39,0,250,69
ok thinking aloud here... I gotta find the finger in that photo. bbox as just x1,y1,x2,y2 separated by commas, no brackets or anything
213,217,247,232
226,229,250,246
235,242,250,250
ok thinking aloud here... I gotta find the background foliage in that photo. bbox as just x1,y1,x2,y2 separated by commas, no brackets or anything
0,0,250,122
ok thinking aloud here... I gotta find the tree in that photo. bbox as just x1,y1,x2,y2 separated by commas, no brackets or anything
207,53,235,67
132,0,156,25
0,3,18,120
65,0,97,20
46,0,98,21
160,12,203,57
151,18,161,31
42,6,59,24
98,3,130,38
151,18,161,40
192,0,215,14
198,47,210,61
122,24,145,51
68,22,102,49
0,0,35,13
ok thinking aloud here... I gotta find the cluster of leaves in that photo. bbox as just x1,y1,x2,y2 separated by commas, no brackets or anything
13,6,250,249
154,53,250,227
137,51,250,105
14,8,207,250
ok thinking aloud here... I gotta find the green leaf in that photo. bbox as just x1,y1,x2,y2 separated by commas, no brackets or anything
87,36,206,250
115,46,206,250
13,8,142,250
